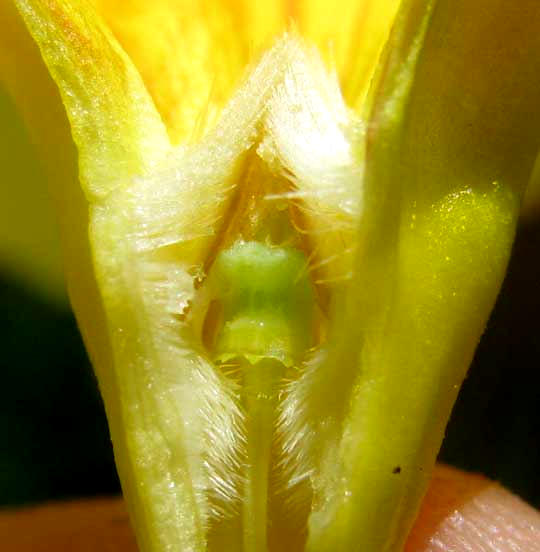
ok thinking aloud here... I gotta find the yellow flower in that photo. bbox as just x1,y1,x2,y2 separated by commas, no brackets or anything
2,1,540,551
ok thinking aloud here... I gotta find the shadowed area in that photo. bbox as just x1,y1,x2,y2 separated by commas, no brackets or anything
440,218,540,506
0,275,119,506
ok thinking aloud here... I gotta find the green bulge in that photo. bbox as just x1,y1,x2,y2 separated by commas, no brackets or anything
209,240,315,367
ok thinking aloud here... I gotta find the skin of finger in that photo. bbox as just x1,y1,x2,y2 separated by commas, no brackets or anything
0,465,539,551
0,497,137,551
406,465,540,552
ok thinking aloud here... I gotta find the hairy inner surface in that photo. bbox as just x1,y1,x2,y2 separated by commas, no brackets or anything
115,34,365,551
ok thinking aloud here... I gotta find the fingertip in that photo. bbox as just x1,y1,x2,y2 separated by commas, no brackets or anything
407,464,540,551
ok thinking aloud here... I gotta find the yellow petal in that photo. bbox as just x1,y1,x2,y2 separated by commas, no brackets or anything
91,0,251,143
89,1,400,141
296,0,401,110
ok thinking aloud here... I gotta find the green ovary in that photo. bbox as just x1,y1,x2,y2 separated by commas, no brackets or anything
210,241,316,366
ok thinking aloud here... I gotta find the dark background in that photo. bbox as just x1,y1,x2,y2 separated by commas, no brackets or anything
0,217,539,509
